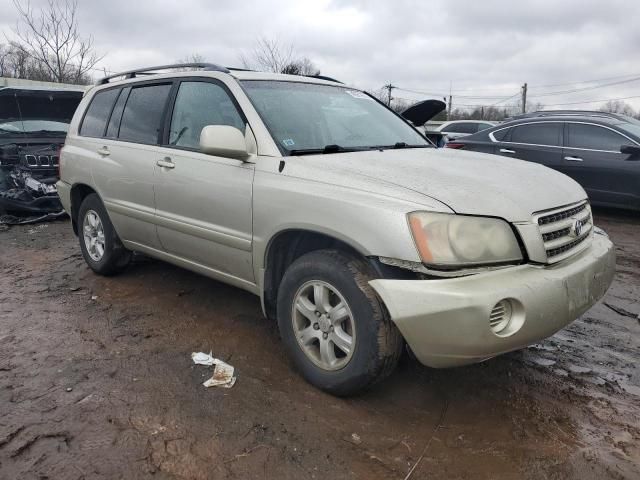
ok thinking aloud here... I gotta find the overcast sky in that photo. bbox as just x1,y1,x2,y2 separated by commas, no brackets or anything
2,0,639,112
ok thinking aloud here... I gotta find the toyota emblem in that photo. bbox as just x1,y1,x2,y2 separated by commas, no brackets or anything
572,219,584,237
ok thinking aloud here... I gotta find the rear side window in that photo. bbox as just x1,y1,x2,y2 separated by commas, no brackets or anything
169,81,245,149
567,123,627,151
119,84,172,144
446,123,478,134
510,123,562,146
105,88,129,139
80,88,120,137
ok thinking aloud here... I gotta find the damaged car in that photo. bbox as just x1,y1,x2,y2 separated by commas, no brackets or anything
58,64,615,396
0,85,84,223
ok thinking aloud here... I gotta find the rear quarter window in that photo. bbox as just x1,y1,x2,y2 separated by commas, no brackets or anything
80,88,120,137
492,127,511,141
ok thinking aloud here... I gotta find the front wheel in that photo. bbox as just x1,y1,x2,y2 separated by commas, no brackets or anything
78,193,131,275
277,250,403,396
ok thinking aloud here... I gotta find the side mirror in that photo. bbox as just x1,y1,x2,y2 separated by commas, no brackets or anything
200,125,249,160
620,144,640,159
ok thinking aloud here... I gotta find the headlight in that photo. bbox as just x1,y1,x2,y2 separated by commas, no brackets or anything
408,212,523,268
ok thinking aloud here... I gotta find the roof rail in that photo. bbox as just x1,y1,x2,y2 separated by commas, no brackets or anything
306,74,343,84
97,63,230,85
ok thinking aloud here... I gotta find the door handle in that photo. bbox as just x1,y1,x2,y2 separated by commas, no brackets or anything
156,157,175,169
564,156,583,162
97,146,110,156
499,148,516,154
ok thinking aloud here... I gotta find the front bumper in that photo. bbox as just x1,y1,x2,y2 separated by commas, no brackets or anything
369,234,615,368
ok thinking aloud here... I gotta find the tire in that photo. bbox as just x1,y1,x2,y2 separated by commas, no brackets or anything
77,193,131,276
277,249,403,396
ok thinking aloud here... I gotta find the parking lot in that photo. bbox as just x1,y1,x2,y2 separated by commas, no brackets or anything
0,207,638,480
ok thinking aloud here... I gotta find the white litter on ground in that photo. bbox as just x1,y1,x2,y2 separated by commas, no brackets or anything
191,352,237,388
191,351,216,366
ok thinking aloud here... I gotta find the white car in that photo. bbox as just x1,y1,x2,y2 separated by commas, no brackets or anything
57,63,615,395
436,120,497,142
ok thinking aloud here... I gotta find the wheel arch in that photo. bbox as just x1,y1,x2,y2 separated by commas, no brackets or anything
70,183,98,235
261,228,369,321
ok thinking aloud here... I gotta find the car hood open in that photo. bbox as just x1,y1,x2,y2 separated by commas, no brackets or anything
0,88,83,123
400,99,446,126
285,148,587,222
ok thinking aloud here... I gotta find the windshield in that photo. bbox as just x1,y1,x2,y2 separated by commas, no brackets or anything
241,80,430,154
0,119,69,134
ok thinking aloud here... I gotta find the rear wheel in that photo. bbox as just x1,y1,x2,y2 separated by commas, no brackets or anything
78,193,131,275
277,249,403,396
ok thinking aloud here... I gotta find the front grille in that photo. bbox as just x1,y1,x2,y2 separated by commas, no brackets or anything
23,154,58,168
538,203,587,225
534,201,593,263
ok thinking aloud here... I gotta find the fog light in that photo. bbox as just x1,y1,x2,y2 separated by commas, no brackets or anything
489,299,513,335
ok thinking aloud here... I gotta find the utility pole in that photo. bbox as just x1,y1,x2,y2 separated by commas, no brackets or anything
447,95,452,119
383,83,395,107
521,82,528,114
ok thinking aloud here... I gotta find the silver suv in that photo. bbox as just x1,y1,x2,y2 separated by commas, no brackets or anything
58,63,615,395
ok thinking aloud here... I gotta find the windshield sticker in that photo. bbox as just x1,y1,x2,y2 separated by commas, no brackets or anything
282,139,295,147
345,90,371,100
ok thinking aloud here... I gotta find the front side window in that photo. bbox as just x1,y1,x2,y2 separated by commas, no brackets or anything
80,88,120,137
118,84,172,144
510,123,562,146
169,81,245,149
567,123,628,151
241,80,428,154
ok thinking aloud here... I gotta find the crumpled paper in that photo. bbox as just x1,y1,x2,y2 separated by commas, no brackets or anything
191,352,236,388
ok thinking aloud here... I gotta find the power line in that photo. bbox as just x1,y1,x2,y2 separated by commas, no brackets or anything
539,95,640,107
528,76,640,98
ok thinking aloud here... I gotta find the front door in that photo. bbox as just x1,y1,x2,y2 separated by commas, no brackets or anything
561,122,640,208
153,80,255,284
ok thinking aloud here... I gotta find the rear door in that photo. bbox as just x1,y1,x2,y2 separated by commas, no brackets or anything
153,79,255,285
494,122,564,169
89,81,173,249
561,122,640,207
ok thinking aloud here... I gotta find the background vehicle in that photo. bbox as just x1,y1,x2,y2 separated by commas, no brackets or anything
448,115,640,210
435,120,496,142
58,64,614,396
0,85,84,217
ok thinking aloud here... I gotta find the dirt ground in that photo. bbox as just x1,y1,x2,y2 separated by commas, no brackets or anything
0,208,638,480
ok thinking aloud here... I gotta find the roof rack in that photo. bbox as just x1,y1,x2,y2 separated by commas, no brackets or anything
307,74,343,84
97,63,230,85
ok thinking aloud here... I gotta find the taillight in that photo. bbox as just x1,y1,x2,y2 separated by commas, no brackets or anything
445,142,465,149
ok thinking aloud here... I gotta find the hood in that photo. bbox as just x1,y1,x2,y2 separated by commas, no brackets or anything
0,88,83,122
285,148,587,222
401,100,446,126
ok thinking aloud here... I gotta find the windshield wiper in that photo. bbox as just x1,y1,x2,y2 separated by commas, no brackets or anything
289,144,362,156
369,142,431,150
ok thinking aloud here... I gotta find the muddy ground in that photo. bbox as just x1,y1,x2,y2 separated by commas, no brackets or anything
0,208,638,480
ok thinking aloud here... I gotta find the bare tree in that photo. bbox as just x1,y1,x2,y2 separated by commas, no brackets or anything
9,0,102,84
600,99,635,117
177,53,206,64
240,36,320,76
